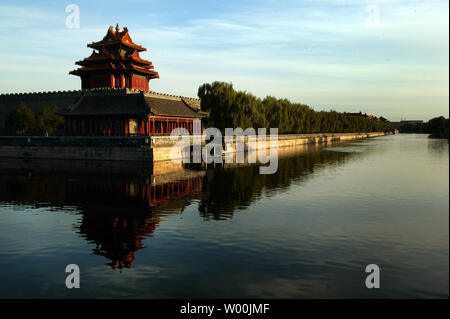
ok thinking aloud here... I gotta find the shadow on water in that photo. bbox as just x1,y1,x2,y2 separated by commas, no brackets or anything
427,137,449,153
0,142,366,269
197,144,367,220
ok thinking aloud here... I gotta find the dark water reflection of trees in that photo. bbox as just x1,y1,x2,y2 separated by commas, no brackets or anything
198,147,356,220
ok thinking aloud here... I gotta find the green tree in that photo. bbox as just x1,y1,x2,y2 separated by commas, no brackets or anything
424,116,449,139
198,81,395,134
36,105,64,136
6,104,36,135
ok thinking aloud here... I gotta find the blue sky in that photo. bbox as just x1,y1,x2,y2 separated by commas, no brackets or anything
0,0,448,121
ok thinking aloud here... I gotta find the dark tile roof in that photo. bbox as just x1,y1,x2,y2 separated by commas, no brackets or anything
145,96,201,118
63,92,207,118
65,94,148,116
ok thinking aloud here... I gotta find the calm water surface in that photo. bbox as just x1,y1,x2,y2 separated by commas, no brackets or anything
0,134,448,298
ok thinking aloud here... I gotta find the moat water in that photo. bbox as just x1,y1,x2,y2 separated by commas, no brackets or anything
0,134,448,298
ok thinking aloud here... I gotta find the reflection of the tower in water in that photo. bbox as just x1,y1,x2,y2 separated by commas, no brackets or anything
0,158,204,270
76,175,203,269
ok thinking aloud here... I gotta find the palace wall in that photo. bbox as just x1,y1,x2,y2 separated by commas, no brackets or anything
0,90,84,134
0,89,202,135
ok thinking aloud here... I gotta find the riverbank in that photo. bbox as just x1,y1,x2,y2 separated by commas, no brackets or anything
0,131,393,162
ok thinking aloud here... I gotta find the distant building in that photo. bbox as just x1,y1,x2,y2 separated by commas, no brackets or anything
391,120,424,130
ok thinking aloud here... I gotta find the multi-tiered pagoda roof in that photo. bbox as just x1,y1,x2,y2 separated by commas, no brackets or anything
70,24,159,90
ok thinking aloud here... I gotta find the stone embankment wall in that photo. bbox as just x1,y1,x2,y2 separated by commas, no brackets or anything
151,132,391,161
0,132,392,162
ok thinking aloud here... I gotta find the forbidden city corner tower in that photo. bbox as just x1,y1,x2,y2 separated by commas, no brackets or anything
69,24,160,91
